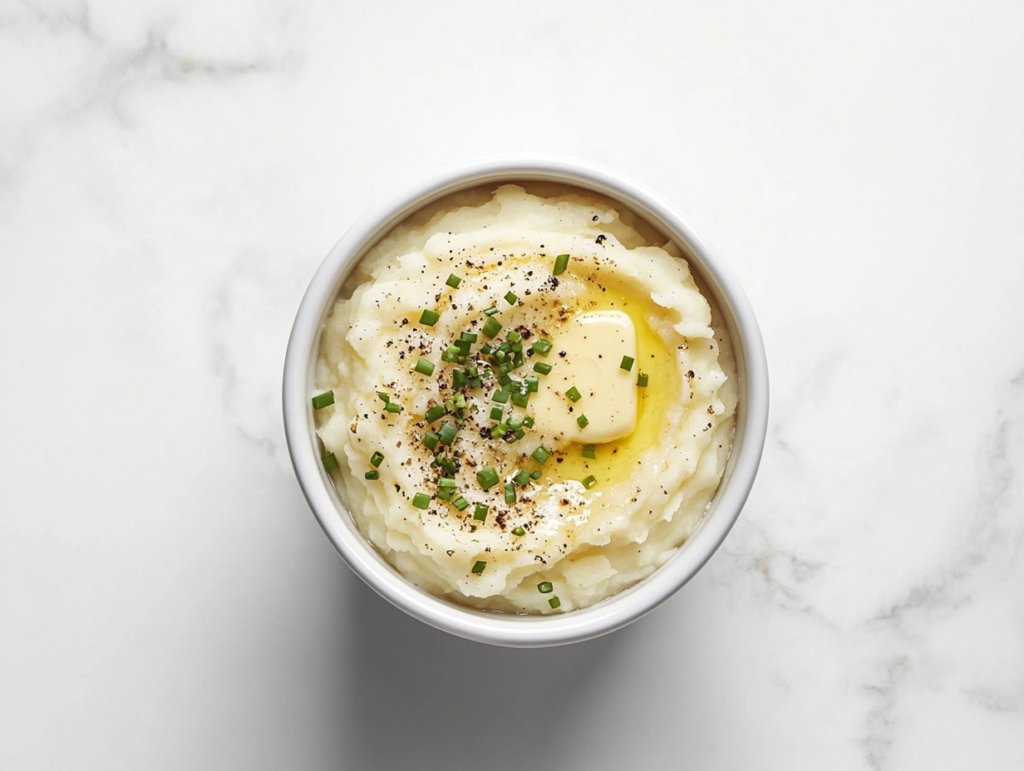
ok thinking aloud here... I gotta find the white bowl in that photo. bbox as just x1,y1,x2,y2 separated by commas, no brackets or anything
283,155,768,647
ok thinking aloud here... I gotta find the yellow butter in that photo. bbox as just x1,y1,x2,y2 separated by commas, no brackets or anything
531,310,638,444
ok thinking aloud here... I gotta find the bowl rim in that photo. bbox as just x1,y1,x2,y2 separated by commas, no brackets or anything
283,154,769,647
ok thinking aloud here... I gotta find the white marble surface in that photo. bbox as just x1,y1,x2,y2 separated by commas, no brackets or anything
2,1,1023,768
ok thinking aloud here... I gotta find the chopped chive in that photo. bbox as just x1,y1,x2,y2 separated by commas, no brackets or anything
438,477,458,489
531,339,553,356
548,596,561,609
441,346,459,363
565,386,582,403
514,469,530,486
533,361,552,375
507,415,523,429
637,372,649,388
453,496,469,511
497,371,512,386
479,343,494,355
476,467,500,489
370,451,384,468
504,291,518,305
513,526,526,536
311,391,335,410
511,429,525,442
377,391,390,403
532,446,551,465
525,377,539,393
468,377,483,389
419,309,440,326
446,274,461,288
553,253,570,275
452,369,467,389
412,493,431,509
321,451,339,471
473,503,488,522
489,406,504,421
425,404,447,423
620,355,635,371
422,431,439,451
472,560,487,574
492,390,510,404
438,422,458,446
504,483,517,505
482,316,502,338
576,414,589,429
582,475,597,490
364,470,379,480
530,469,541,479
385,402,403,414
522,416,535,428
582,443,596,459
537,581,553,594
414,358,435,376
511,391,530,409
436,487,455,502
507,330,522,343
484,306,499,316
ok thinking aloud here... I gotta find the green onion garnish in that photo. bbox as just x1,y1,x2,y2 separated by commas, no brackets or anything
461,332,478,343
453,496,469,511
311,391,335,410
530,469,541,480
422,431,439,451
620,355,634,371
473,503,488,522
533,361,552,375
412,493,431,509
637,372,649,388
452,369,467,390
582,475,597,489
522,416,535,428
525,377,539,393
482,316,502,338
414,358,435,376
441,346,460,363
446,274,461,288
531,339,553,356
514,469,530,486
553,253,569,276
424,405,447,423
364,470,379,480
507,330,522,343
492,390,510,404
385,402,403,414
321,451,339,471
532,446,551,465
438,422,458,446
504,483,517,505
438,477,457,489
436,487,455,501
565,386,582,403
504,291,517,305
419,309,440,326
576,414,589,429
548,596,561,609
472,560,487,574
582,444,596,459
370,451,384,467
476,467,500,489
511,391,529,409
489,406,504,421
513,526,526,536
537,581,553,594
484,306,499,316
377,392,390,403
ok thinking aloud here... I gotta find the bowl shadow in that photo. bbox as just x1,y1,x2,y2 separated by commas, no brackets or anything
341,577,628,771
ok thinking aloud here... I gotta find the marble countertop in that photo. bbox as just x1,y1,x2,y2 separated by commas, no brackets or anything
2,2,1022,769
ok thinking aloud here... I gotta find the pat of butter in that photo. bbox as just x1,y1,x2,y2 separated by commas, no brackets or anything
531,310,638,444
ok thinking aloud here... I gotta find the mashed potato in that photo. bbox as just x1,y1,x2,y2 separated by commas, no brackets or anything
314,184,736,614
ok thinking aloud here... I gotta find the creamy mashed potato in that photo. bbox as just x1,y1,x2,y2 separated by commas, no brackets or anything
314,185,736,614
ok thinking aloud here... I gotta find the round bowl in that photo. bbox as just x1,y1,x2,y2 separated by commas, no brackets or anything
283,155,768,647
